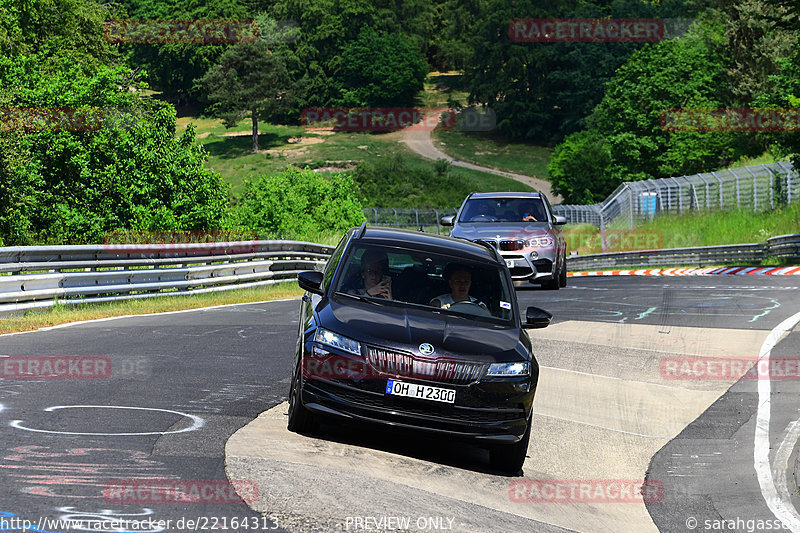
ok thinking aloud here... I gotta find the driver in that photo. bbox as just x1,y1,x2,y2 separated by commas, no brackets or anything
470,201,495,221
429,264,488,310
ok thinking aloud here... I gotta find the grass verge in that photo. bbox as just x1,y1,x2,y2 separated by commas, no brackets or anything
0,283,304,335
563,201,800,258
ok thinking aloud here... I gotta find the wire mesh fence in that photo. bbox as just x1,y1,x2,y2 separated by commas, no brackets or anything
552,161,798,228
364,162,797,231
361,208,458,234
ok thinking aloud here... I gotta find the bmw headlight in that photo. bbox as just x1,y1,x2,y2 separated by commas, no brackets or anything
486,362,530,377
314,328,362,356
528,237,553,247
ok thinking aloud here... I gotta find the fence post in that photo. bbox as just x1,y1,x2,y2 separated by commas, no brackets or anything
736,172,741,209
434,209,440,234
372,207,378,225
762,165,774,210
392,208,398,227
712,171,723,209
415,209,420,230
628,185,634,229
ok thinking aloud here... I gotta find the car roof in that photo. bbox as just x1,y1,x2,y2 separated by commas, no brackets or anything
355,226,502,263
466,191,545,200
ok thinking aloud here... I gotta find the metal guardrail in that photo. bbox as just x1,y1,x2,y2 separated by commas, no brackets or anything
0,241,334,318
567,233,800,270
2,233,796,318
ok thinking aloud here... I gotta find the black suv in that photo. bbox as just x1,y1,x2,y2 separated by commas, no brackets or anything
289,223,552,473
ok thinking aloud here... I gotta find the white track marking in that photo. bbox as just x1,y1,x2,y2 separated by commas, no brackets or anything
755,311,800,531
10,405,205,436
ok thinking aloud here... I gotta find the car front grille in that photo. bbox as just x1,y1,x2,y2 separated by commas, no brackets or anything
477,239,527,251
365,346,486,385
499,240,526,251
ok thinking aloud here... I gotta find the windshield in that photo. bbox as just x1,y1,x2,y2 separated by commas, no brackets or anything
459,198,548,223
334,243,515,323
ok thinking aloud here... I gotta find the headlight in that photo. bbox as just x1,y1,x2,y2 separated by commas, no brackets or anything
528,237,553,247
314,328,362,356
486,362,530,377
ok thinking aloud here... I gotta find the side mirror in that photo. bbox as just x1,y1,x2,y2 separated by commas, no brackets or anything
440,215,455,226
297,270,324,295
553,215,567,226
524,306,552,329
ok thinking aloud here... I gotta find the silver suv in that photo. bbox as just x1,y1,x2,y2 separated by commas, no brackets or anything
442,192,567,289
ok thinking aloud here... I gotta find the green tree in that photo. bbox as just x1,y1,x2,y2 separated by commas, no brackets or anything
336,26,428,106
198,21,291,152
0,0,230,244
548,130,613,204
118,0,250,102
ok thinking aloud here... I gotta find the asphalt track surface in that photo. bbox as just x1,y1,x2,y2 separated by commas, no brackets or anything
0,276,799,532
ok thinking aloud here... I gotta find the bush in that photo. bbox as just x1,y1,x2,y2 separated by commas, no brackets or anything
352,154,474,208
234,167,365,239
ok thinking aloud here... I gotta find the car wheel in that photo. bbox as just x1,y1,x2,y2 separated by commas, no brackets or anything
541,275,559,290
287,359,317,433
559,254,567,287
489,414,532,475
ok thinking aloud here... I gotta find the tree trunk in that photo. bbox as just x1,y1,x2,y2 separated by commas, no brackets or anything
251,111,259,152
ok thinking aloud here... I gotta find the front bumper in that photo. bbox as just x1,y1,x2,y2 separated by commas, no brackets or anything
301,376,534,442
501,252,557,282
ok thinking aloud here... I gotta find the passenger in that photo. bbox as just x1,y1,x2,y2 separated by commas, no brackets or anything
521,203,540,221
351,250,392,299
430,264,487,310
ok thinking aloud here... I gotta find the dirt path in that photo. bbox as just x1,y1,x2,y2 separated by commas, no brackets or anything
400,117,561,202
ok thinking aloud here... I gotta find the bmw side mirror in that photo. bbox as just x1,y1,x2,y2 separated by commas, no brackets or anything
298,270,324,295
553,215,567,226
440,215,455,226
524,306,552,329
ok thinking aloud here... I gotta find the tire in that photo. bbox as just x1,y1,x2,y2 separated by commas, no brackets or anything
287,359,317,433
559,254,567,287
541,275,559,290
489,415,532,475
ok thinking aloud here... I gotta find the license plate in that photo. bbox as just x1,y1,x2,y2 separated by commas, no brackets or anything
386,380,455,404
505,259,515,268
